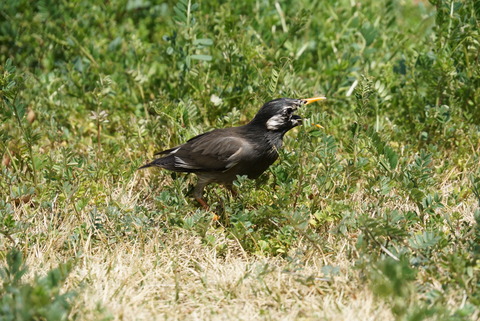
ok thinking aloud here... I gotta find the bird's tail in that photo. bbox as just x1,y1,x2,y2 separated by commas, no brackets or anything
138,162,153,170
138,155,176,171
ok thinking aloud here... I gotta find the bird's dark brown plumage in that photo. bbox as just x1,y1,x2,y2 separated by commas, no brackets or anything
140,97,325,208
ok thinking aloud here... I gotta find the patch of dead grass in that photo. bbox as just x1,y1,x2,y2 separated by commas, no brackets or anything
58,229,393,320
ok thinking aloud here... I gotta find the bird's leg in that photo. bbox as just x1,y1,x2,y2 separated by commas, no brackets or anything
193,178,210,210
225,184,238,198
194,196,221,221
195,197,209,210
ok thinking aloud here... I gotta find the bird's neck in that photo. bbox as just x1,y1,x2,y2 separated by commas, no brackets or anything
247,116,265,128
265,130,284,150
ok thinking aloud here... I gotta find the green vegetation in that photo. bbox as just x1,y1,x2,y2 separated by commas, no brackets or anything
0,249,74,321
1,0,479,319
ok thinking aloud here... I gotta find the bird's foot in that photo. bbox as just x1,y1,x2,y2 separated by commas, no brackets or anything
195,197,221,221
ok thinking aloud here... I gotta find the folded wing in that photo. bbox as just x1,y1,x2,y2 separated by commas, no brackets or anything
143,130,253,172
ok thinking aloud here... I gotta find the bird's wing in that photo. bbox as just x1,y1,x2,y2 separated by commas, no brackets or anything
161,130,253,172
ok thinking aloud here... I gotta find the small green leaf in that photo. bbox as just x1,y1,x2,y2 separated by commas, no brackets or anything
190,54,212,61
176,0,187,10
193,38,213,46
384,146,398,170
126,0,151,11
15,102,26,120
408,231,440,250
309,130,323,137
173,6,187,22
108,37,122,51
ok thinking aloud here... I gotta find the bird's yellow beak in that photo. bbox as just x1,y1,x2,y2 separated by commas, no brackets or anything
302,96,327,105
302,97,326,130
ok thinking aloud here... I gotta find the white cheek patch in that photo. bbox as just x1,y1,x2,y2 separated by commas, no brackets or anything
266,114,286,130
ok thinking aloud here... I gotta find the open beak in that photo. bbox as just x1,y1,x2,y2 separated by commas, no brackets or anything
302,96,327,105
300,96,326,129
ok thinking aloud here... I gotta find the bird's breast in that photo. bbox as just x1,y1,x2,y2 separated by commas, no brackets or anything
233,139,279,179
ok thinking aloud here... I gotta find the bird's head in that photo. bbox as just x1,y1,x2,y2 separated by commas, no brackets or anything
250,97,326,132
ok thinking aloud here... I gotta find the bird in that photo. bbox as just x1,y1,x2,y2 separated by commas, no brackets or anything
140,96,326,209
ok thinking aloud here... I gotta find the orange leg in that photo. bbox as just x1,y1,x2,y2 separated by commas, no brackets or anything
195,197,220,221
195,197,209,210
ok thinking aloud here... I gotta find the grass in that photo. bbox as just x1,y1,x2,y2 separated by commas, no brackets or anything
65,229,394,320
1,0,480,320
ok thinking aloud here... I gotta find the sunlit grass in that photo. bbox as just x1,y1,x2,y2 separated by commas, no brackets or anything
1,0,479,319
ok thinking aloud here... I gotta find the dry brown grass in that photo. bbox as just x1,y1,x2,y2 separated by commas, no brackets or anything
47,229,392,321
7,168,478,320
